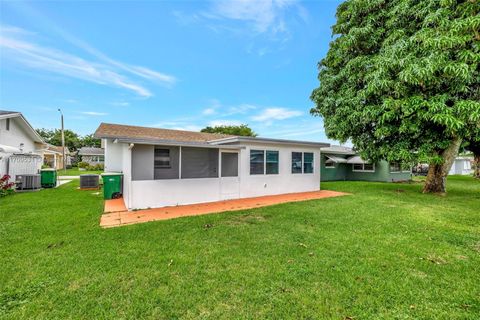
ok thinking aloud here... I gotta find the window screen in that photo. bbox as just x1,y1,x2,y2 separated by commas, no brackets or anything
390,162,401,172
221,152,238,177
292,152,302,174
353,163,363,171
181,147,219,179
250,150,264,175
304,152,314,173
154,148,171,168
363,163,374,171
266,150,279,174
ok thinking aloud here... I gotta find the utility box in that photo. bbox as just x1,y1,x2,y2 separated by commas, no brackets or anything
101,173,123,199
40,169,57,188
80,174,100,189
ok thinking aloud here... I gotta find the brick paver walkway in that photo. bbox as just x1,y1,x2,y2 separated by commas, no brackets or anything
100,190,349,228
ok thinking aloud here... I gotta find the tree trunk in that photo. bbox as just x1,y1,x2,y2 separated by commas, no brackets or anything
423,137,462,193
474,153,480,179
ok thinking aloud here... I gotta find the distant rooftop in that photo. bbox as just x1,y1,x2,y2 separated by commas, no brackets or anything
78,147,104,156
321,145,356,155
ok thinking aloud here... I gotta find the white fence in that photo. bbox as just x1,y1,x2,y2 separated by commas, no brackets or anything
7,154,42,181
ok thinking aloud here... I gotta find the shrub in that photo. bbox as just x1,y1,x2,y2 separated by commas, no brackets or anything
78,162,89,169
87,164,104,171
0,175,15,197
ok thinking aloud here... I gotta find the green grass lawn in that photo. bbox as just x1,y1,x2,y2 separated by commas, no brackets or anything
1,176,479,319
59,168,103,176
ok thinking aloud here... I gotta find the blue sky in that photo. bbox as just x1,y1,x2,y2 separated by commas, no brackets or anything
0,0,342,143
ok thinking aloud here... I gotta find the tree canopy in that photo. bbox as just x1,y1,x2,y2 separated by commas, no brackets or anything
311,0,479,192
201,124,257,137
36,129,100,151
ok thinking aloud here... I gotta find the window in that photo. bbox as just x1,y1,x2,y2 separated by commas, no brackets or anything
154,148,171,168
250,150,265,175
291,152,303,174
304,152,314,173
353,163,375,172
6,118,10,131
266,150,279,174
292,152,314,174
390,162,411,173
325,159,335,168
390,162,401,172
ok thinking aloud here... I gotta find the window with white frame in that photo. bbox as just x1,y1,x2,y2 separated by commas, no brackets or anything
324,158,335,168
304,152,314,173
250,149,279,175
291,152,314,174
353,163,375,172
390,162,411,173
266,150,279,174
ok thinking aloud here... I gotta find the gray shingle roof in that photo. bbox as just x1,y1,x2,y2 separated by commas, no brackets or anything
78,147,104,156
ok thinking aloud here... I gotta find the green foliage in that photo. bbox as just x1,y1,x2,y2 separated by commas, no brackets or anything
311,0,479,164
81,134,101,148
201,124,257,137
36,130,101,151
77,161,89,169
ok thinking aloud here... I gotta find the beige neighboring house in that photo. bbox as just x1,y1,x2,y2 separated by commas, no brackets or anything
78,147,104,165
0,110,46,181
43,144,72,170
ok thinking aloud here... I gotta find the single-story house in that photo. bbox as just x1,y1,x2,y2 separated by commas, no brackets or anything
448,156,473,175
94,123,329,210
43,145,72,170
320,146,411,182
0,110,45,181
78,147,105,165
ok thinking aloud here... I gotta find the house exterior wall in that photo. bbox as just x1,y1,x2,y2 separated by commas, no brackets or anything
117,141,321,210
0,117,40,178
104,139,123,172
320,153,411,182
449,159,473,175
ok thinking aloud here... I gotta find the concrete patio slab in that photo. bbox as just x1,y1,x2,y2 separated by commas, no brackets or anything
100,190,349,228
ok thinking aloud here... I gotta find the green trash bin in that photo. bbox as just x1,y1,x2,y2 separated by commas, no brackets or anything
41,168,57,188
102,173,123,200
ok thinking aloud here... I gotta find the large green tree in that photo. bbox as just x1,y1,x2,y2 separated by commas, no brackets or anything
36,128,82,151
311,0,479,193
201,124,257,137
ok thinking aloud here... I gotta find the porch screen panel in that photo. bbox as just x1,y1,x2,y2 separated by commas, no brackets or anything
154,146,179,180
221,153,238,177
181,147,219,179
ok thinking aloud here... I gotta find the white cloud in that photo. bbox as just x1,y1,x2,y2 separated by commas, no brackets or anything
81,111,108,116
252,107,302,122
0,25,176,97
111,101,130,107
208,0,299,35
208,119,243,127
202,108,217,115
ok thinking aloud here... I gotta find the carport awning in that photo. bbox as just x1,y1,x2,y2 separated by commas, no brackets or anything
346,155,367,164
325,155,348,163
0,144,21,153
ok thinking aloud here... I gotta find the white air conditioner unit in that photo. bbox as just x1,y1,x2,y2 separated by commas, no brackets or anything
16,174,41,190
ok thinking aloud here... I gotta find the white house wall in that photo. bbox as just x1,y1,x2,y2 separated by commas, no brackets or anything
0,117,40,178
104,139,124,172
238,142,320,198
122,141,321,210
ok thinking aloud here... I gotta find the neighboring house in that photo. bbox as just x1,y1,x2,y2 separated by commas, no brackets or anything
448,156,473,175
0,110,45,181
78,147,105,165
43,144,72,170
95,123,328,210
320,146,411,182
